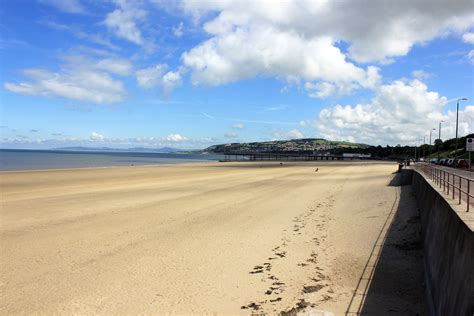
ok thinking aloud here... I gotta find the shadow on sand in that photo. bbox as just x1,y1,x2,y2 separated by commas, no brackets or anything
345,172,426,315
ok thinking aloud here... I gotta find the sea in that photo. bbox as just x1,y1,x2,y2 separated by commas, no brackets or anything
0,149,223,171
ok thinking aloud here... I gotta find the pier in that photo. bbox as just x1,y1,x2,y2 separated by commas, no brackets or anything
220,152,368,162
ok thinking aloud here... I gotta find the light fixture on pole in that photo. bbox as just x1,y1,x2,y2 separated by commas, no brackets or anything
454,97,468,168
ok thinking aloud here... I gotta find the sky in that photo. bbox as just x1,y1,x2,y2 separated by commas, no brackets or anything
1,0,473,150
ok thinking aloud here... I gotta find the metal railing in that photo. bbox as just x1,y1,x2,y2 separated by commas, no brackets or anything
413,163,473,212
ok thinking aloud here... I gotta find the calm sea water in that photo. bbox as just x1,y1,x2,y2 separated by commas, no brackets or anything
0,149,223,171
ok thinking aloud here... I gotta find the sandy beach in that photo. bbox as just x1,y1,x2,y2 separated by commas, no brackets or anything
0,161,424,314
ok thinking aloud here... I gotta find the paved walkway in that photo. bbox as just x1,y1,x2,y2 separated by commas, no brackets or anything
434,164,474,179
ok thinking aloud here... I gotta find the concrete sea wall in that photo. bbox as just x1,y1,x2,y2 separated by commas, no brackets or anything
408,169,474,316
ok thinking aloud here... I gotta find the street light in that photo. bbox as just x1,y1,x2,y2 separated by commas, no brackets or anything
454,97,468,168
423,135,428,160
429,128,436,146
437,120,444,162
414,140,417,161
429,128,436,159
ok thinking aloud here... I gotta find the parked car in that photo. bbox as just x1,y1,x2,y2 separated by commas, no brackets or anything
456,159,469,169
430,158,438,164
446,158,455,167
438,158,447,165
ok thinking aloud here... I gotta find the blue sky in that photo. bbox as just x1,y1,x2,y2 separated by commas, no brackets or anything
1,0,473,149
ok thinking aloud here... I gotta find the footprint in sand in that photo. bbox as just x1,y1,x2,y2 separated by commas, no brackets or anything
302,284,326,293
249,265,264,274
275,251,287,258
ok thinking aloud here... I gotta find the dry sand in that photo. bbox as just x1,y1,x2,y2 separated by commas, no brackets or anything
0,161,424,314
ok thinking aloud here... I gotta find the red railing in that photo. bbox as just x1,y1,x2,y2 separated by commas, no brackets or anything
413,163,473,212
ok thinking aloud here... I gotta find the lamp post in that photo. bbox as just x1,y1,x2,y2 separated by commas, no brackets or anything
437,120,444,163
423,135,427,161
454,97,468,168
414,141,417,161
429,128,436,146
429,128,436,159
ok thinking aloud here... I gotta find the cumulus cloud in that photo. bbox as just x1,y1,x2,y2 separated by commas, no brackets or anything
104,0,146,45
166,133,187,142
176,0,474,95
90,132,104,141
462,32,474,44
182,28,380,97
136,64,182,96
312,79,474,145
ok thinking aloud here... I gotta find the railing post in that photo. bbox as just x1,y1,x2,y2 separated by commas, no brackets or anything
420,165,472,212
459,176,462,205
447,173,450,195
468,180,470,212
443,172,446,192
453,174,456,199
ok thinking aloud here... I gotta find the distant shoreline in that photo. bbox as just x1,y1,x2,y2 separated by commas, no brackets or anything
0,149,222,171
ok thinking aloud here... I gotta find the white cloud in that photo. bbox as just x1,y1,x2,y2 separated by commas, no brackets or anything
182,0,473,63
462,32,474,44
136,64,182,96
136,64,166,88
310,79,473,145
172,0,474,97
273,129,305,140
96,58,132,76
287,129,305,139
224,132,238,138
4,54,128,104
467,50,474,64
305,82,336,98
38,0,84,14
90,132,104,141
262,104,288,112
173,22,184,37
166,133,187,142
231,123,244,129
104,1,146,45
182,29,380,96
412,70,431,80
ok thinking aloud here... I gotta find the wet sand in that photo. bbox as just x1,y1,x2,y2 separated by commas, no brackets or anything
0,161,424,314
